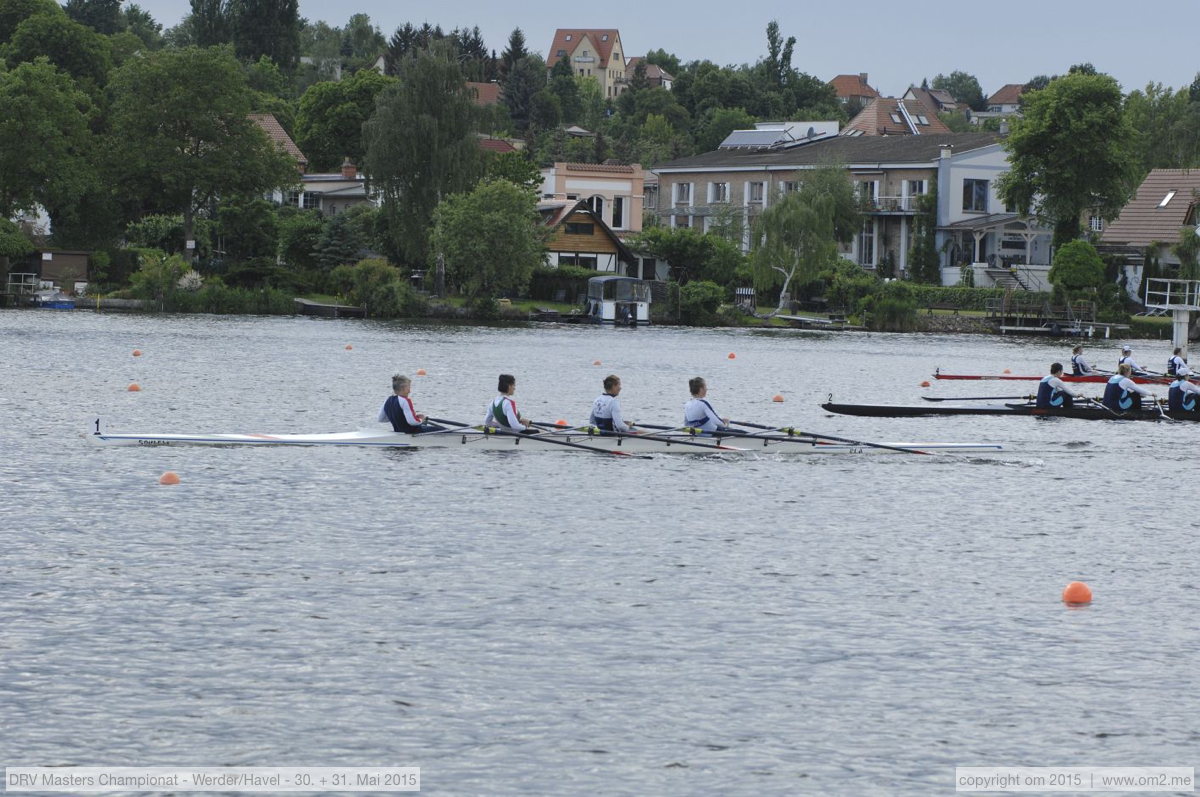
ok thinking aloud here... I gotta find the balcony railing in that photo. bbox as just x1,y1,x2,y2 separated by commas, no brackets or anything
863,195,926,213
573,56,595,63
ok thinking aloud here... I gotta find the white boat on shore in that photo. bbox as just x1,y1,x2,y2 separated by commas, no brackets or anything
89,422,1003,456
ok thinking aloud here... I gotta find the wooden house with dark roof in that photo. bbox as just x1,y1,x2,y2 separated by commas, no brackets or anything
539,200,637,274
546,29,626,98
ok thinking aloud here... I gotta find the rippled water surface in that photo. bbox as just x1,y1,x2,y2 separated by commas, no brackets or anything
2,311,1197,795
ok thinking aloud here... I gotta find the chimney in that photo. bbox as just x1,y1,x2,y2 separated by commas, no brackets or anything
340,158,357,179
939,145,953,160
859,72,868,86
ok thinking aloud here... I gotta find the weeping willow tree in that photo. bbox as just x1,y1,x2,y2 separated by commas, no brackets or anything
1173,226,1200,280
363,40,482,267
750,164,860,315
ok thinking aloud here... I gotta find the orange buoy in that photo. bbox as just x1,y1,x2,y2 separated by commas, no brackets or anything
1062,581,1093,605
728,352,736,359
132,349,142,357
920,380,931,388
345,344,353,350
416,368,427,376
593,359,602,365
127,383,141,392
772,394,785,403
158,471,180,485
555,419,568,427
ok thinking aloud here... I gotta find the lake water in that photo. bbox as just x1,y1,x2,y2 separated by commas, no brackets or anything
1,310,1197,795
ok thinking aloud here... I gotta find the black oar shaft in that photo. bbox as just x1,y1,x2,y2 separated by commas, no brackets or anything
482,426,634,457
729,419,929,455
922,395,1031,402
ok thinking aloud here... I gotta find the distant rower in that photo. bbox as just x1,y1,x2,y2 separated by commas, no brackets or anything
683,377,731,433
1167,347,1188,376
1036,363,1084,409
1070,344,1095,376
1103,363,1154,412
1168,365,1200,412
1117,345,1149,377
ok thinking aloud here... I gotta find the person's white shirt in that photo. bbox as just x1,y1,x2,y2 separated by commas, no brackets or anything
683,397,725,432
591,393,633,431
484,395,524,429
378,396,420,426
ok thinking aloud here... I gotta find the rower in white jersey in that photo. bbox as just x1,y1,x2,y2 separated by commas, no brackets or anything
483,373,535,432
1117,345,1150,377
683,376,731,433
1070,344,1097,375
1167,347,1188,376
590,374,636,433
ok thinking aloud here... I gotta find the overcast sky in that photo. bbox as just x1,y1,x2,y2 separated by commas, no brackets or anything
135,0,1196,98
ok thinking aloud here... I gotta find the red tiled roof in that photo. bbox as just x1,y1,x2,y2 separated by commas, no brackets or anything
466,81,501,106
988,84,1024,105
546,29,621,70
1101,169,1200,248
829,74,880,100
561,162,635,174
249,113,307,168
479,137,517,154
842,98,952,136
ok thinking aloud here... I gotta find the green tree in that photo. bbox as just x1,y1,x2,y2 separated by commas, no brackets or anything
1123,82,1200,175
908,189,940,283
188,0,228,47
430,178,547,297
483,151,542,192
998,72,1136,249
626,226,718,284
497,27,525,83
643,48,680,77
548,56,581,123
694,106,756,153
1173,227,1200,280
120,3,162,49
107,46,300,261
313,211,366,271
228,0,299,71
751,165,860,314
216,196,278,262
295,67,394,171
932,70,985,111
0,217,33,259
363,40,482,266
1048,239,1105,291
63,0,119,33
276,207,325,271
6,13,112,95
0,0,61,43
0,58,95,222
500,53,545,133
341,13,384,68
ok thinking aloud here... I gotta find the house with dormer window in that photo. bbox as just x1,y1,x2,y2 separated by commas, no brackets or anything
546,29,626,98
